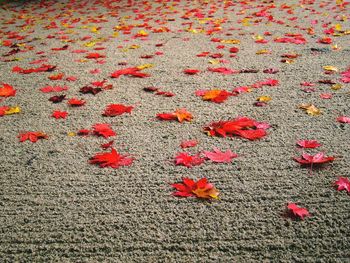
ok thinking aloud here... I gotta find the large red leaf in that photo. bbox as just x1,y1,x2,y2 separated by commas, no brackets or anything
89,148,133,169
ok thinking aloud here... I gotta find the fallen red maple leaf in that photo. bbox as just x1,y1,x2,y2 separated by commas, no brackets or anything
337,116,350,124
85,53,105,59
203,147,238,163
157,109,193,123
229,47,239,53
208,67,238,75
175,152,204,168
0,83,16,97
89,148,133,168
101,140,114,149
334,177,350,193
40,86,68,93
195,89,232,103
296,140,321,149
79,86,102,95
293,152,335,165
184,69,200,75
180,140,198,149
171,178,219,199
287,203,310,220
92,123,116,138
51,110,68,119
0,106,10,116
233,129,267,140
49,95,66,103
103,104,134,116
18,131,48,143
48,73,64,80
68,98,86,107
110,67,150,78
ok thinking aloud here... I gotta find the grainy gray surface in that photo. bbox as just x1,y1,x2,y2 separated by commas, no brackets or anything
0,0,349,262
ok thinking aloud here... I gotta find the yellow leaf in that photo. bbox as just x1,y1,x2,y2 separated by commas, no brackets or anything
331,44,340,50
137,30,148,36
136,64,153,70
331,84,342,90
333,33,343,37
67,132,76,137
241,18,250,26
209,59,220,65
323,65,338,72
299,104,322,116
187,28,200,34
84,41,97,47
334,24,342,31
283,59,294,64
256,49,270,54
220,39,240,44
254,35,264,40
257,96,272,102
5,106,21,115
129,45,140,49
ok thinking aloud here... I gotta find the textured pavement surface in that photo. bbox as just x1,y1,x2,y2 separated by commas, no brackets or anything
0,0,349,261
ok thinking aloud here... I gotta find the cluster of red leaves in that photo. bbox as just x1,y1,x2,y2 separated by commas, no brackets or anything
171,178,219,199
274,33,307,44
12,64,56,74
175,148,238,168
157,108,193,123
78,123,116,139
89,148,133,168
204,117,268,140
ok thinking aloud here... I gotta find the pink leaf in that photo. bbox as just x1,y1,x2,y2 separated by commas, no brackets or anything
203,147,238,163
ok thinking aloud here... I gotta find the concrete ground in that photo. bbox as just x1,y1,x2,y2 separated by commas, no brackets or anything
0,0,349,261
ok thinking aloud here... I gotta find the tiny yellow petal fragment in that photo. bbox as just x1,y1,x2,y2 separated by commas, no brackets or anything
257,96,272,102
5,106,21,115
